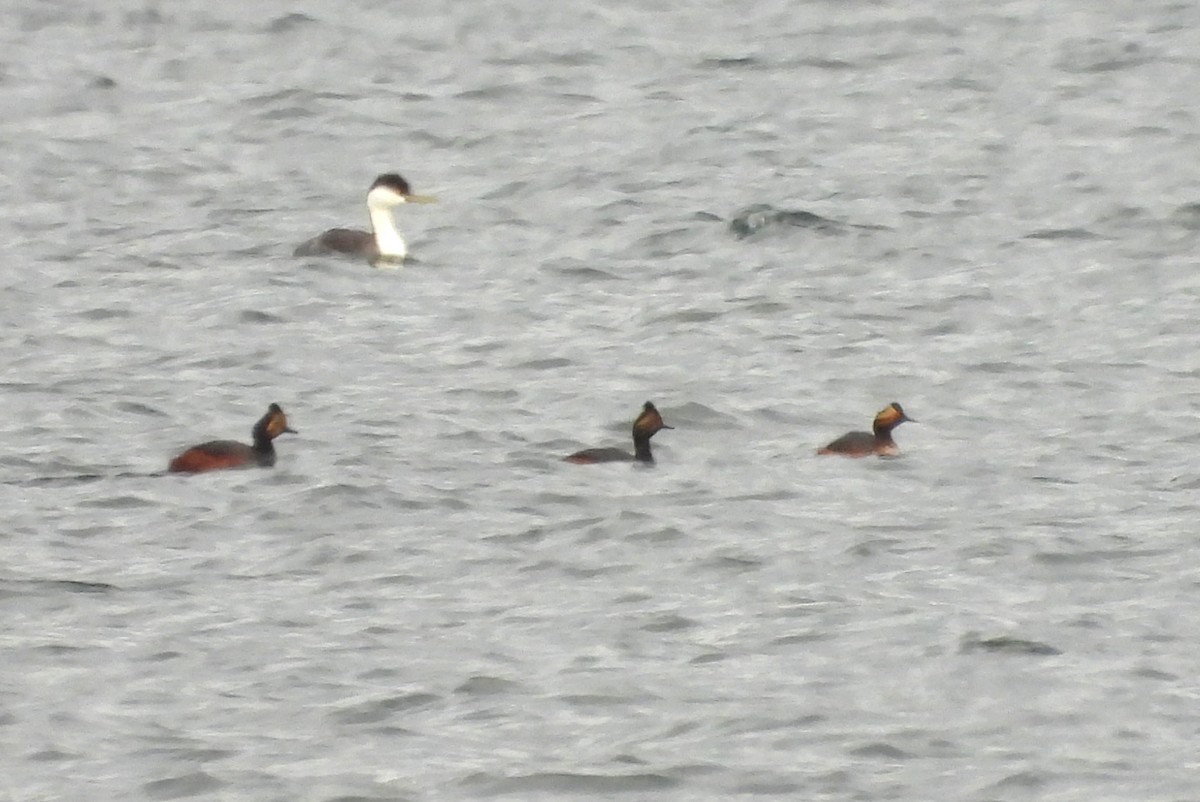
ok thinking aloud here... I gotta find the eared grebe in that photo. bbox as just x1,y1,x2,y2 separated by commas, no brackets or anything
564,401,673,464
294,173,435,263
817,402,913,457
168,403,297,474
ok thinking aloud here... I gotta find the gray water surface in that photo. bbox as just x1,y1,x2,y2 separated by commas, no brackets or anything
2,1,1200,800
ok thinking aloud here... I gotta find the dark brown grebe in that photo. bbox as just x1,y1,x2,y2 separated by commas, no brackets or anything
294,173,435,263
817,402,913,457
564,401,673,464
168,403,297,474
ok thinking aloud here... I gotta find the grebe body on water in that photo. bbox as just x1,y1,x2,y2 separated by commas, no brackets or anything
168,403,297,473
564,402,673,464
818,402,913,457
294,173,435,263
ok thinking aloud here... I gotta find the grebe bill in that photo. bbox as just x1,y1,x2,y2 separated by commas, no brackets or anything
294,173,435,263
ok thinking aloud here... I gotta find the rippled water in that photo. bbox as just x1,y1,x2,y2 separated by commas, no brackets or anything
3,1,1200,800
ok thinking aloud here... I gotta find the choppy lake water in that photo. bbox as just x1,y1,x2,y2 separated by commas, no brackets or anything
2,1,1200,800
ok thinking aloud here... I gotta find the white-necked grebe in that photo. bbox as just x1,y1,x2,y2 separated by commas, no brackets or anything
294,173,434,263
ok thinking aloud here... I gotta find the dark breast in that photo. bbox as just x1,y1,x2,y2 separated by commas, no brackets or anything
563,447,635,464
294,228,376,257
168,440,262,473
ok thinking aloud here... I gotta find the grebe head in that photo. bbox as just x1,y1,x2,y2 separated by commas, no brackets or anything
255,403,298,441
633,401,673,437
367,173,436,209
873,402,913,433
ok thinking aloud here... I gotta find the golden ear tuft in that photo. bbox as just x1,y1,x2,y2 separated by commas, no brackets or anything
874,405,902,427
265,407,290,436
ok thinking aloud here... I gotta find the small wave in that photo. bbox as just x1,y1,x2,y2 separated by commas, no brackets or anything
5,473,107,488
0,577,119,596
959,632,1061,656
647,308,723,325
698,56,762,69
79,307,132,321
264,12,316,33
728,204,888,240
849,741,914,759
514,357,574,370
115,401,169,417
729,204,844,239
238,309,285,324
1056,39,1152,73
1023,227,1102,241
79,494,157,510
454,675,525,696
143,771,225,800
1170,202,1200,231
640,613,699,633
462,770,678,796
983,769,1052,792
329,692,441,725
549,264,619,281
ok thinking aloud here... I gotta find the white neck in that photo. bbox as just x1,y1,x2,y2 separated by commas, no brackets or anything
368,204,406,259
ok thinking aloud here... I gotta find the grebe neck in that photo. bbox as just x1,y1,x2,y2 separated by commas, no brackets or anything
251,424,274,454
633,434,654,462
368,205,406,259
